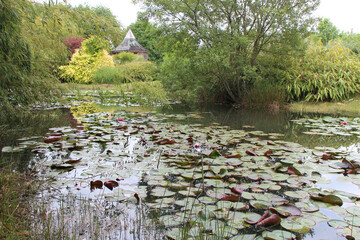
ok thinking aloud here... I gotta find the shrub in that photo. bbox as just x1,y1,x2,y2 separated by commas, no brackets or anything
285,39,360,102
122,61,157,82
59,36,114,83
113,52,144,64
93,66,125,84
63,37,83,55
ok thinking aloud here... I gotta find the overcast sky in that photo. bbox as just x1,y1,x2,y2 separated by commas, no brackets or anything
63,0,360,33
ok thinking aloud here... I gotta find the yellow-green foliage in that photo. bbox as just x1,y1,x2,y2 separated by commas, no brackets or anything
286,40,360,101
59,37,114,83
122,61,157,82
113,52,144,64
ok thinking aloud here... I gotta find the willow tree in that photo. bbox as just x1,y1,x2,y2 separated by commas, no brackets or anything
137,0,319,103
0,0,61,120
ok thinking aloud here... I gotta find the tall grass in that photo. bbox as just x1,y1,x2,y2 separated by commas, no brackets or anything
0,170,36,239
93,66,125,84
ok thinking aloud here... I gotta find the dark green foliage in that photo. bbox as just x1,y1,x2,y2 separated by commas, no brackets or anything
139,0,320,104
130,17,164,62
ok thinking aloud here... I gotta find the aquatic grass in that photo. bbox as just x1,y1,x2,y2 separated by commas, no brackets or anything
30,192,163,240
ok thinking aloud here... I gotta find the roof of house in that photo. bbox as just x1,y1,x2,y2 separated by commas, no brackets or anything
111,29,149,54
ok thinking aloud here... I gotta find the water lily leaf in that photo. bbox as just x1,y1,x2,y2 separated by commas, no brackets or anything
159,215,182,227
44,136,61,143
64,159,81,164
200,219,226,231
295,202,319,213
270,204,301,217
219,195,239,202
344,216,360,227
244,212,262,224
284,190,308,199
241,192,255,200
256,214,281,227
209,149,221,158
2,146,23,153
229,234,257,240
90,180,103,190
104,180,119,190
250,200,272,210
346,206,360,216
213,226,238,238
262,230,296,240
280,218,310,234
50,164,75,170
198,196,216,204
217,201,247,211
151,187,175,197
287,166,302,176
328,219,349,229
310,193,343,206
166,228,183,239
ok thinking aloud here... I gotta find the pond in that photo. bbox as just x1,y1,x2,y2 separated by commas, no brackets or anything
1,94,360,240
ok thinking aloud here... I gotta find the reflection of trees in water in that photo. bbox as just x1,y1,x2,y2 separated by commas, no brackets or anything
159,104,359,150
0,108,77,171
284,123,359,149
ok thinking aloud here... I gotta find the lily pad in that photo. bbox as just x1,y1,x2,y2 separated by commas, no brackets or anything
262,230,296,240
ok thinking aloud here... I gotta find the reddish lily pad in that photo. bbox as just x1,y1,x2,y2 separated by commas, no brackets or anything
270,204,302,217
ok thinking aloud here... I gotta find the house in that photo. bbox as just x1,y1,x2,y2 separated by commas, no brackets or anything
110,29,149,60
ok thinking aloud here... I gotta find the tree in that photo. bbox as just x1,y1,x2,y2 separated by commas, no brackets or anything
317,18,339,44
70,5,125,47
137,0,320,103
0,0,59,117
130,17,164,62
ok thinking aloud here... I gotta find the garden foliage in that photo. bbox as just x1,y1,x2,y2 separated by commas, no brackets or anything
285,40,360,102
59,36,114,83
138,0,320,104
113,52,144,64
94,53,157,84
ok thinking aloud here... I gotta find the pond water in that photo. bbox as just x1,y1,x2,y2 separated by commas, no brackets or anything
1,99,360,240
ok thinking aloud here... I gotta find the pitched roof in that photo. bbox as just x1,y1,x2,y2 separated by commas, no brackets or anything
111,29,149,54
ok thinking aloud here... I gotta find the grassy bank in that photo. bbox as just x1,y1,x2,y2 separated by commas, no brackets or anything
288,96,360,116
0,170,36,239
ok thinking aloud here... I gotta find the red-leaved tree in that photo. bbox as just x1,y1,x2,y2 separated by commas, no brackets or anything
63,37,83,55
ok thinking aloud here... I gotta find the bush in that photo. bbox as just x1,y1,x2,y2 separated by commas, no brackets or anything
113,52,144,64
59,36,114,83
93,66,125,84
285,39,360,102
122,61,157,82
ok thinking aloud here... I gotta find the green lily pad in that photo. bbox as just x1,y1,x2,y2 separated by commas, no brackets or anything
150,187,176,197
280,218,310,234
262,230,296,240
328,219,349,229
346,206,360,216
229,234,257,240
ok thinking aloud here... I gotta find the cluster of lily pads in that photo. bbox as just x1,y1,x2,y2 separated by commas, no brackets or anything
292,116,360,137
2,110,360,239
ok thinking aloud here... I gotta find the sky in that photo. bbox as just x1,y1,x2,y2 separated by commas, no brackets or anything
55,0,360,33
